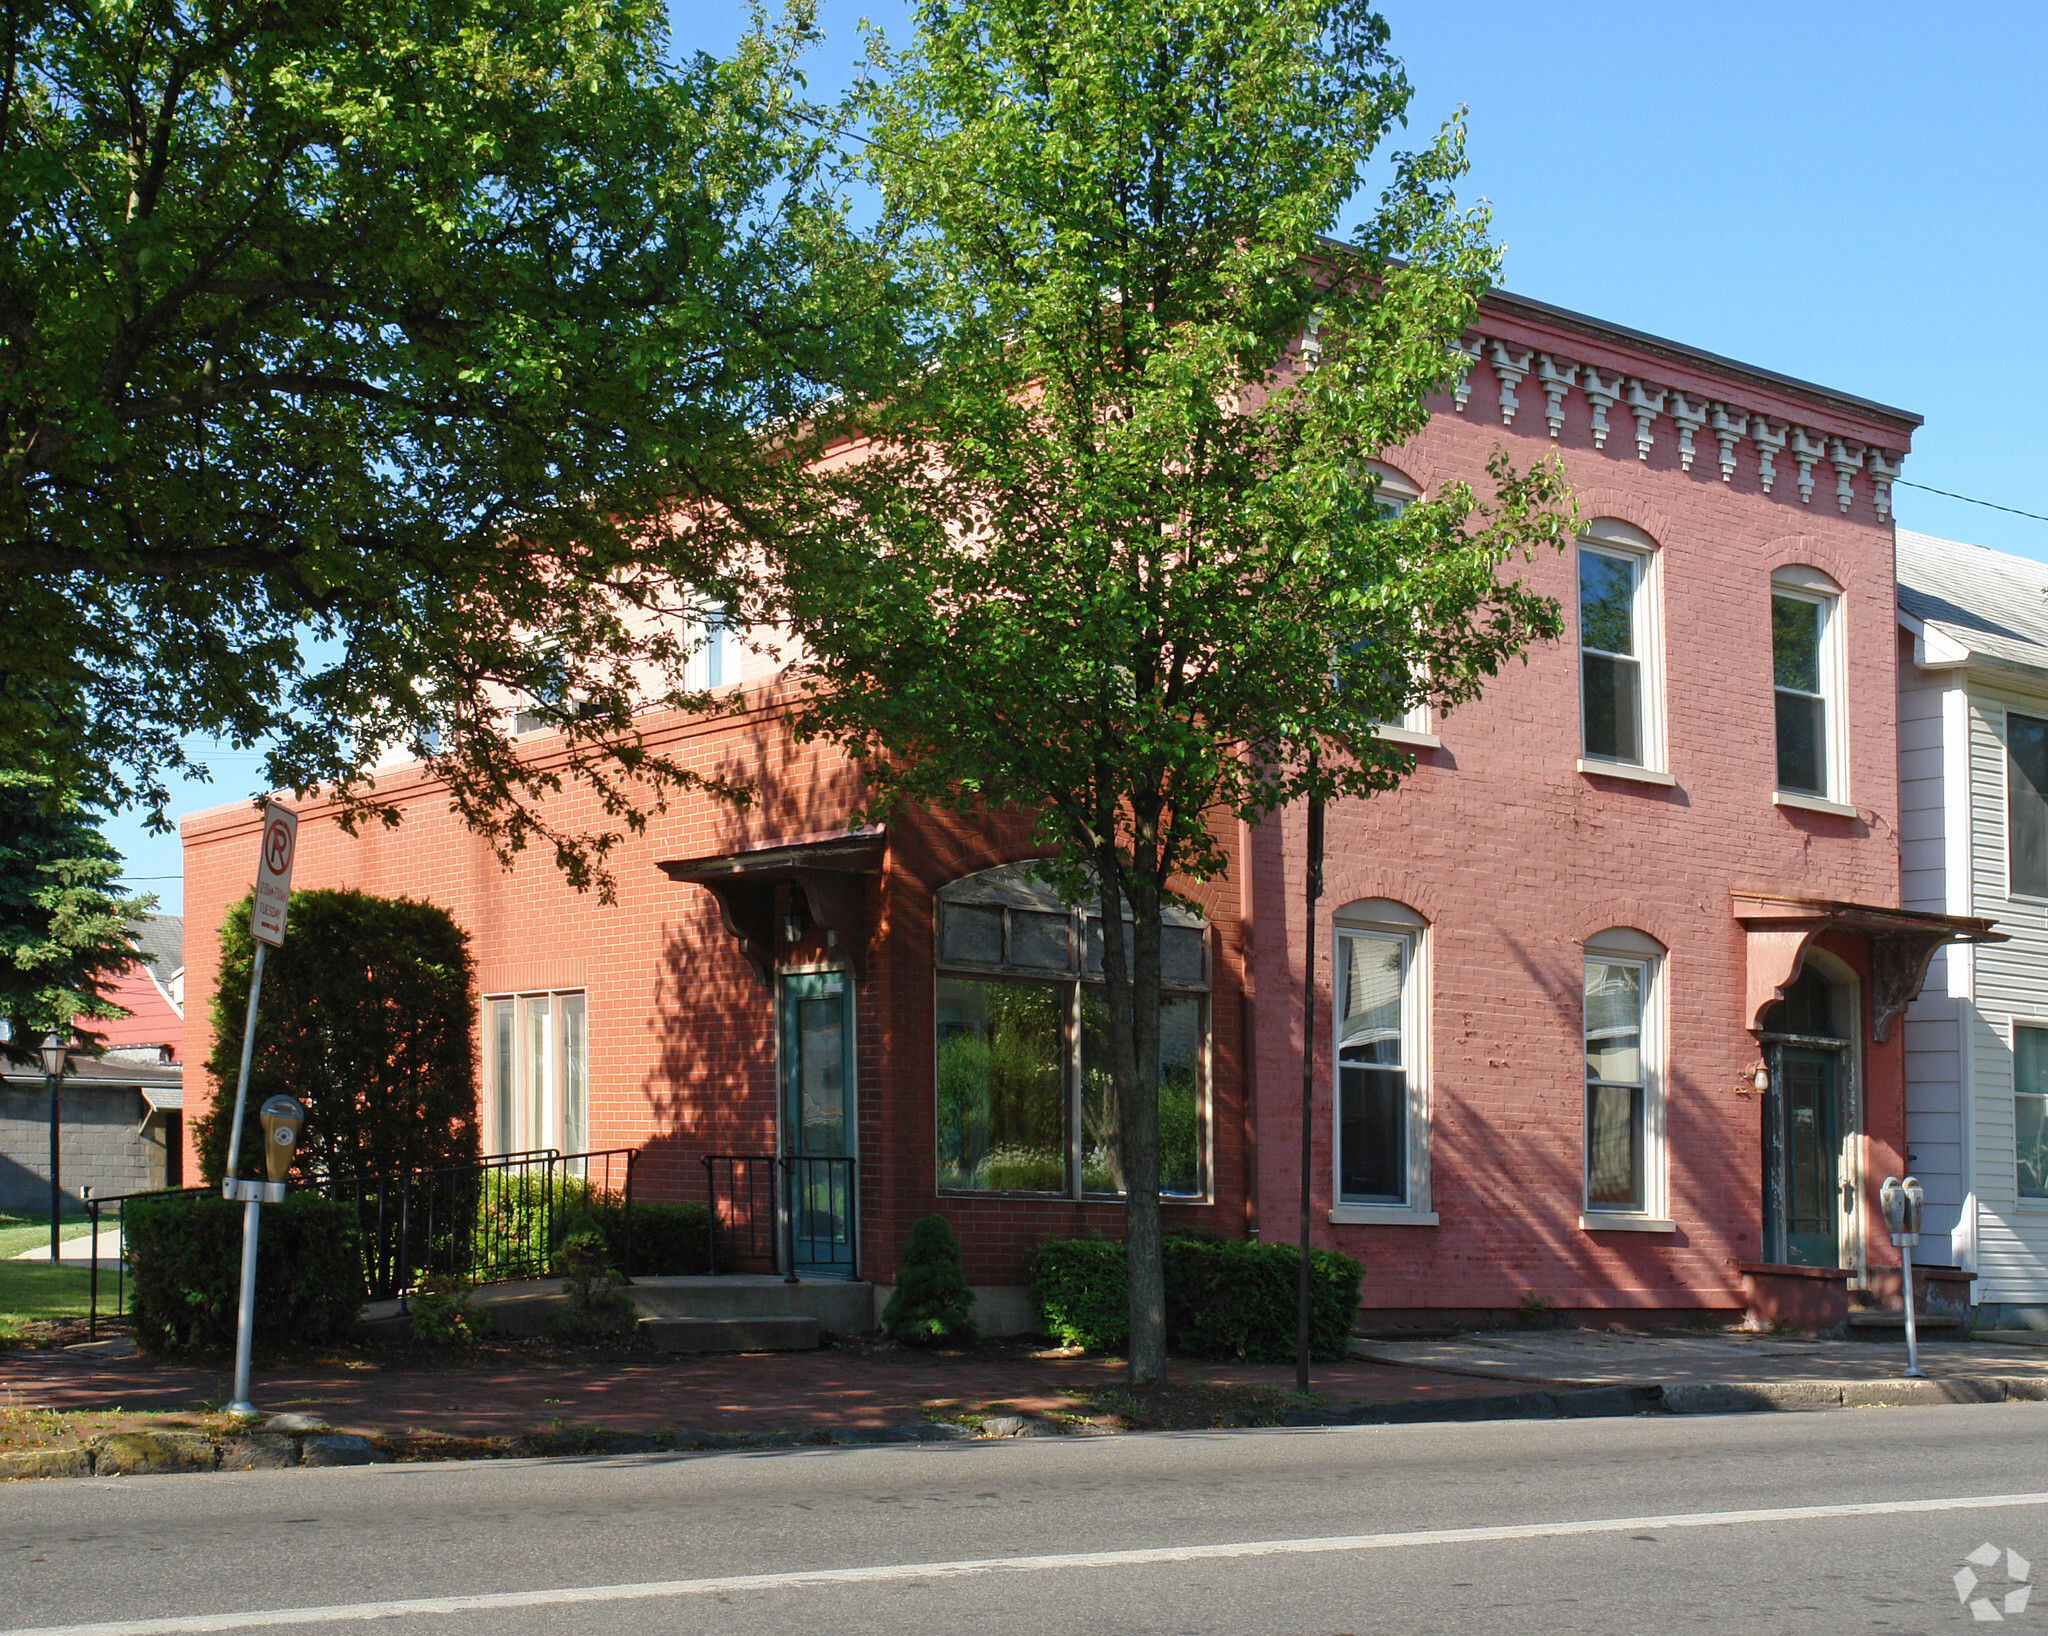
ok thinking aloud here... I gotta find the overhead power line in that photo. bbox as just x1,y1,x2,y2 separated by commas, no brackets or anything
1895,478,2048,526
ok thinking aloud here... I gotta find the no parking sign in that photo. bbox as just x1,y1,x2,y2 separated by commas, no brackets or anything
251,807,298,946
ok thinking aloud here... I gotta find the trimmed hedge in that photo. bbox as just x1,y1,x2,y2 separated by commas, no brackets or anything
126,1193,363,1355
590,1199,722,1275
1028,1233,1363,1363
882,1214,978,1345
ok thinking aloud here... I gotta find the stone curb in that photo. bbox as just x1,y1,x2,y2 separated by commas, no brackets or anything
6,1377,2038,1481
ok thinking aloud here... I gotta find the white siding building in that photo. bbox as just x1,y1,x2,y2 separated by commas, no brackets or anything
1898,530,2048,1318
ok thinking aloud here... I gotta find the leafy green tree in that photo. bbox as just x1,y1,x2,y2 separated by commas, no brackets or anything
0,771,148,1063
195,888,479,1182
770,0,1573,1382
1,0,896,891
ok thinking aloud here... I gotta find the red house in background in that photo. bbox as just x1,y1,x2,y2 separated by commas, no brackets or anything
181,288,1991,1330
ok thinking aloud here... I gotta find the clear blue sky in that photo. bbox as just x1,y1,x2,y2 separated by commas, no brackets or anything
109,0,2047,911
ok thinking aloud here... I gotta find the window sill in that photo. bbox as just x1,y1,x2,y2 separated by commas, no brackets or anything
1374,726,1444,751
1329,1205,1439,1226
1773,791,1858,819
1576,759,1676,788
1579,1213,1676,1234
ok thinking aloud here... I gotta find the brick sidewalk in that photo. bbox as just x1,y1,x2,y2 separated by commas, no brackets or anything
0,1344,1514,1441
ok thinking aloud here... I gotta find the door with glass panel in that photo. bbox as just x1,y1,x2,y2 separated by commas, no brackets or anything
779,970,856,1274
1777,1048,1840,1268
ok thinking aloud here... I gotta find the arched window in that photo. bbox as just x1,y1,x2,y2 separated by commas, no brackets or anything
934,864,1209,1200
1770,565,1848,809
1331,899,1435,1222
1581,926,1671,1230
1578,520,1666,779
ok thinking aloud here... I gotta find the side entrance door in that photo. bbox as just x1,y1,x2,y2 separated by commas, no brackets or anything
779,970,856,1276
1777,1047,1841,1268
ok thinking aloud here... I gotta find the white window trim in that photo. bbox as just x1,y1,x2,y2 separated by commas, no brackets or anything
1770,573,1849,805
484,989,587,1157
1576,529,1666,775
1375,724,1443,751
1580,938,1667,1228
2011,1016,2048,1206
2004,703,2048,904
1365,466,1433,740
1331,907,1432,1222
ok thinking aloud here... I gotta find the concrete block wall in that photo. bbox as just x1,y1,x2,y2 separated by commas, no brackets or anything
0,1084,170,1213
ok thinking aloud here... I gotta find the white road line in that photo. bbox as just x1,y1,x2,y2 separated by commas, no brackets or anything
15,1490,2048,1636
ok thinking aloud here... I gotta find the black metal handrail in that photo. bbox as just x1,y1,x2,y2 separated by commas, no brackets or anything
698,1153,858,1281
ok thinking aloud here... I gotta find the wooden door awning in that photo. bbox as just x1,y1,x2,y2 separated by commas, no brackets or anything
1733,892,2003,1042
659,831,886,986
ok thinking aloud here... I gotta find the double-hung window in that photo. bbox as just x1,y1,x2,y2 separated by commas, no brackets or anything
2009,711,2048,899
1577,523,1662,773
1331,900,1433,1222
1581,930,1668,1228
1363,466,1435,744
485,990,588,1156
1771,568,1847,805
2017,1025,2048,1201
935,864,1209,1200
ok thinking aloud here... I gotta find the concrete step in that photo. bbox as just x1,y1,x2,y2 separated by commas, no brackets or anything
1845,1309,1967,1334
639,1315,821,1354
626,1276,873,1335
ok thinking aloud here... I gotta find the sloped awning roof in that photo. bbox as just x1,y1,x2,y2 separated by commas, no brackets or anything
658,831,886,987
1733,893,2003,1043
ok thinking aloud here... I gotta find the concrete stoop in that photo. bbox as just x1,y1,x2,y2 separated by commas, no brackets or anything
639,1315,822,1353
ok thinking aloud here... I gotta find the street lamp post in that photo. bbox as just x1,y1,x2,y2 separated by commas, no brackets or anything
40,1033,66,1264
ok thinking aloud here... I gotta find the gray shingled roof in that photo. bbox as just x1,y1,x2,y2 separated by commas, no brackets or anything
1896,529,2048,683
127,913,183,975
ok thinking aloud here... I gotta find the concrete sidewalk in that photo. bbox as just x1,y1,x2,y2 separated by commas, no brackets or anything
1347,1326,2048,1401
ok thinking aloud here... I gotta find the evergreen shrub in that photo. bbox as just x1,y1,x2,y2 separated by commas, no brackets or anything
126,1192,362,1355
882,1214,978,1345
1028,1233,1363,1362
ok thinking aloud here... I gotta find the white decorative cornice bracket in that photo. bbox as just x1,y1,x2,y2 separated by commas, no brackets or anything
1748,416,1787,494
1487,341,1531,426
1535,354,1577,439
1788,426,1828,506
1827,438,1864,515
1451,336,1482,413
1580,366,1620,451
1666,392,1707,474
1623,380,1666,462
1709,403,1747,483
1865,448,1901,521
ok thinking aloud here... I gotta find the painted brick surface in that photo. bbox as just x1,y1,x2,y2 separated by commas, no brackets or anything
1248,305,1915,1316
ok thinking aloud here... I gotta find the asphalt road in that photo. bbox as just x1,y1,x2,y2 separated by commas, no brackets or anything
8,1404,2048,1635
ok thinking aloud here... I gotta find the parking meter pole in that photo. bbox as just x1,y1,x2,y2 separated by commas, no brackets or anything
1901,1243,1924,1379
227,1197,262,1417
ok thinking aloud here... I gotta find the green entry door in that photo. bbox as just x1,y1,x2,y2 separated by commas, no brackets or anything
779,970,856,1275
1779,1048,1840,1268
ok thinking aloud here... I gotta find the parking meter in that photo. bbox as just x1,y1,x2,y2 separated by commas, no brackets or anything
1879,1175,1929,1378
259,1095,306,1185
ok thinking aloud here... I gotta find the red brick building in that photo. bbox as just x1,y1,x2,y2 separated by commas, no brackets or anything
182,288,1991,1326
1246,292,1994,1326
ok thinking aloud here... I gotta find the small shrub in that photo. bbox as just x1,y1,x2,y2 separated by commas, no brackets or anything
586,1197,722,1275
549,1225,637,1340
1028,1233,1364,1363
408,1276,486,1347
1027,1235,1128,1351
126,1193,362,1355
1518,1291,1556,1329
883,1215,978,1346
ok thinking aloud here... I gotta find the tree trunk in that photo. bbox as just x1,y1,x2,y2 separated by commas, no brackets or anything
1098,848,1166,1386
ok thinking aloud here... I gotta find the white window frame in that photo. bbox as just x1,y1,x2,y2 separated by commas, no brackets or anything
1575,522,1666,781
1329,901,1435,1226
1362,466,1441,748
1579,931,1671,1232
484,989,587,1158
686,599,733,692
2005,706,2048,902
1769,566,1851,813
2013,1019,2048,1205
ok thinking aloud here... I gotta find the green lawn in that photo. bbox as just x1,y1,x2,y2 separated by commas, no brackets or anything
0,1261,97,1336
0,1214,100,1260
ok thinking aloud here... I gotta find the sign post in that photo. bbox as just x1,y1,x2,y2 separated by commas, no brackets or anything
225,807,297,1419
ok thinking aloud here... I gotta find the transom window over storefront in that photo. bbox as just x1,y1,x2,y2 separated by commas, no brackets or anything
934,863,1209,1199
